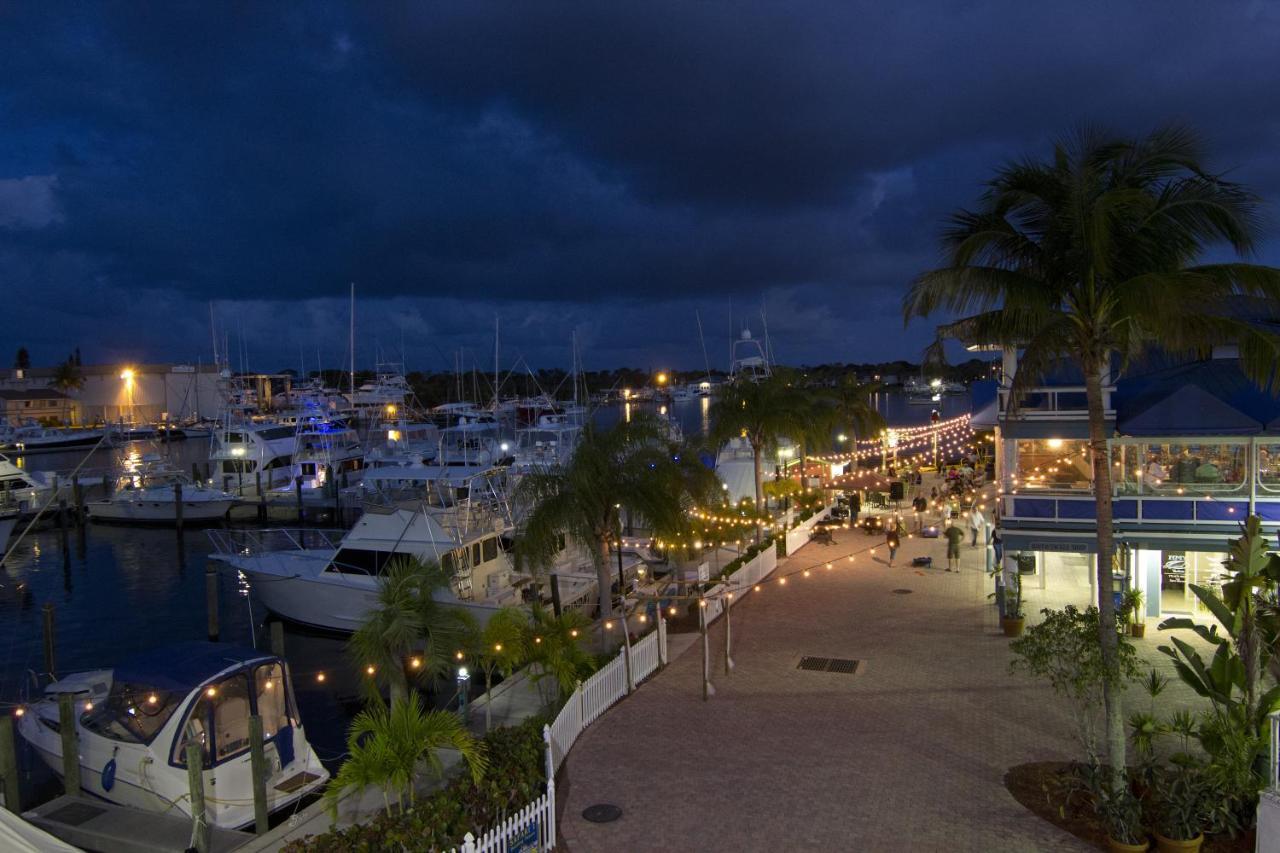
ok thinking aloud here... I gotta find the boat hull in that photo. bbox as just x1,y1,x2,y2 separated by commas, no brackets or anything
86,498,235,523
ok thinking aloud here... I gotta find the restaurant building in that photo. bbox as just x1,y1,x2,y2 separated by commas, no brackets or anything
980,345,1280,622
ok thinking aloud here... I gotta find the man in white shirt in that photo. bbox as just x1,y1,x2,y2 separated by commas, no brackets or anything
967,506,986,547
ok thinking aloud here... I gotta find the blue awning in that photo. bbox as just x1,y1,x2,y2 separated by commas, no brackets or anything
1116,359,1280,436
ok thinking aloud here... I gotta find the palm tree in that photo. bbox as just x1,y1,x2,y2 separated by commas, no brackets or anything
349,556,473,705
523,604,596,704
516,414,701,625
904,125,1280,786
51,359,84,394
465,607,529,732
326,693,487,815
708,374,807,513
827,377,884,444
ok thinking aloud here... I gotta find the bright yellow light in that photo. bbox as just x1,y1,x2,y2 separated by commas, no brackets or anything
656,372,668,385
316,672,327,683
120,368,135,382
1046,438,1064,449
365,665,376,676
410,657,422,669
385,404,396,416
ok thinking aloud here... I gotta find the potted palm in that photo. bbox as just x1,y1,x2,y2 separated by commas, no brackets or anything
1121,588,1146,638
1097,785,1149,853
1001,571,1024,637
1153,763,1208,852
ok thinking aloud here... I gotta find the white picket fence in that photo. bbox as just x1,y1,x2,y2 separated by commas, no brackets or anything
457,621,669,852
456,781,556,853
701,543,779,622
783,503,836,555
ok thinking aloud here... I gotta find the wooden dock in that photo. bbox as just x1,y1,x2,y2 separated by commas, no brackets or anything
24,795,253,853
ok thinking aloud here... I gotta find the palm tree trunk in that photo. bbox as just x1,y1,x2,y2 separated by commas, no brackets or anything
1085,361,1125,785
389,670,408,707
484,670,493,733
594,536,613,627
751,440,765,544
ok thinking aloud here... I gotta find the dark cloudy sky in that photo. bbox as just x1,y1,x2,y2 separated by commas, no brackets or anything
2,2,1279,373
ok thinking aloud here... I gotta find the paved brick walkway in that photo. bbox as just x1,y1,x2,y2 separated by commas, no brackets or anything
559,509,1099,852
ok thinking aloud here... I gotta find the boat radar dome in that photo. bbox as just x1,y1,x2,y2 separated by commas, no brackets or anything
740,329,753,340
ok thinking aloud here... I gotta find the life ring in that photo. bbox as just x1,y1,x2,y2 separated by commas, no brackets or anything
101,758,116,791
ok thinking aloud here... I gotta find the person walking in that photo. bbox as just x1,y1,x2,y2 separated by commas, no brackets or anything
967,505,986,547
943,521,964,572
885,520,901,567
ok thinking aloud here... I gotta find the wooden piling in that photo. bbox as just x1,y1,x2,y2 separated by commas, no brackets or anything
101,473,111,496
57,693,81,796
42,603,56,678
205,565,219,641
269,620,285,658
0,715,20,812
192,462,201,482
57,498,68,533
248,716,269,834
550,574,562,617
255,471,267,522
295,476,304,524
185,734,209,853
71,475,84,525
174,481,184,532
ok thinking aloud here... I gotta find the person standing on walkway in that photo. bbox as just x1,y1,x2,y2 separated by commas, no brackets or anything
967,505,986,547
885,520,901,566
943,521,964,571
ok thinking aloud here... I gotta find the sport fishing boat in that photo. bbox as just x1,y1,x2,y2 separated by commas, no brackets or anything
0,453,59,515
209,419,298,495
510,413,582,473
209,469,528,632
3,423,112,454
17,642,329,830
268,419,366,497
85,468,236,524
365,420,440,467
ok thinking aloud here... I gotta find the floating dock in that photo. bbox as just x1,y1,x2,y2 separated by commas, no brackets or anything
25,795,253,853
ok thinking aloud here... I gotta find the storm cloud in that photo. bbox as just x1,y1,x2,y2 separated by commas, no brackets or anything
2,1,1278,370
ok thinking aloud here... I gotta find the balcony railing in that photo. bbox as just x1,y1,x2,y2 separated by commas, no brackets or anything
998,384,1114,420
1001,493,1279,525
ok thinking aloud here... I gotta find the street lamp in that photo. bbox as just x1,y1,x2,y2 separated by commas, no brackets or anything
456,666,470,716
120,367,136,424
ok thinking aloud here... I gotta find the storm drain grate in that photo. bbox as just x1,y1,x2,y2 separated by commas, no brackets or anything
44,802,106,826
892,588,913,594
797,656,861,675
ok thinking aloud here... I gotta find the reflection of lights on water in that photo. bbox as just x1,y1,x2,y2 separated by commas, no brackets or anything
237,570,251,597
624,402,632,423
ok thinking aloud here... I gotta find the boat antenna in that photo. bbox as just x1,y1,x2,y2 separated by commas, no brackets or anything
493,315,500,409
695,309,712,382
209,302,219,369
760,303,774,369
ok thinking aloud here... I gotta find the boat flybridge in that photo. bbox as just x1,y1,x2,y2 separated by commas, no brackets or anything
209,469,529,632
209,419,298,495
268,418,366,496
511,413,582,473
17,641,328,830
0,452,59,515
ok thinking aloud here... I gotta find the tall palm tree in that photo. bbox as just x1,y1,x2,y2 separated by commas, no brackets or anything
827,377,885,444
349,556,472,704
50,359,84,394
708,374,807,512
904,125,1280,786
515,414,700,625
326,693,487,815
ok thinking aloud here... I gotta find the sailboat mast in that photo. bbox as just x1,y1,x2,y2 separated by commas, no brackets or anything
493,315,500,408
695,309,712,382
209,302,218,369
349,283,356,400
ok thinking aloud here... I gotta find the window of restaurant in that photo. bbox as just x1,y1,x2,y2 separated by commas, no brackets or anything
1259,443,1280,494
1158,550,1230,616
1013,439,1092,492
1131,441,1247,495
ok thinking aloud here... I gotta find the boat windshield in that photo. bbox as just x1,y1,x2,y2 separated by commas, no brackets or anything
81,681,183,744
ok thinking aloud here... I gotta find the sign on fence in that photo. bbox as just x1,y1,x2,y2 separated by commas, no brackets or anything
508,819,540,853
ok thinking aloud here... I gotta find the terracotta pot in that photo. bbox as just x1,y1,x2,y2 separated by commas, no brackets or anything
1130,623,1146,638
1153,832,1203,853
1107,836,1150,853
1001,616,1024,637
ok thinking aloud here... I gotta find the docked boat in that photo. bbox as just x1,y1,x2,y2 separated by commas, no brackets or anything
209,420,298,495
366,420,440,467
210,469,527,632
0,453,59,514
511,413,582,473
17,641,329,830
86,469,236,524
348,367,412,409
269,419,366,496
0,509,17,545
3,424,111,454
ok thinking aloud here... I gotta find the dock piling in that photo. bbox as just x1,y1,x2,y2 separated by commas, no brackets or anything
185,733,209,853
0,715,20,812
205,565,219,641
42,603,56,678
192,462,201,483
255,472,266,522
174,481,184,533
249,716,268,834
550,573,562,617
295,476,304,524
71,475,84,525
57,693,81,797
269,620,285,658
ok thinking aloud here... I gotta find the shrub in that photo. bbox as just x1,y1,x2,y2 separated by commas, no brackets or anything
287,715,550,852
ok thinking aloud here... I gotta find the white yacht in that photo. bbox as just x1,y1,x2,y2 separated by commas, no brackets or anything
348,366,411,409
86,468,236,524
365,420,440,467
209,420,298,495
18,642,328,830
0,508,17,546
3,423,112,454
511,413,582,473
210,470,527,632
0,453,59,514
269,419,366,495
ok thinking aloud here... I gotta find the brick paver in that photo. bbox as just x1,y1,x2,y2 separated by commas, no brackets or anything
559,499,1109,852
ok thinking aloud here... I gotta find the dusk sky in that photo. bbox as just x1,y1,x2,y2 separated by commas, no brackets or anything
3,2,1279,373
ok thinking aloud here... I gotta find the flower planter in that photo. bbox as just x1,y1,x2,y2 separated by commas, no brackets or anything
1107,836,1150,853
1001,616,1024,637
1153,832,1203,853
1130,622,1146,638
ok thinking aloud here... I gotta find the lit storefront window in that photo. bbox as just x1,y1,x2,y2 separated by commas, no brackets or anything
1259,443,1280,493
1136,441,1246,494
1158,550,1230,616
